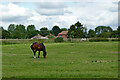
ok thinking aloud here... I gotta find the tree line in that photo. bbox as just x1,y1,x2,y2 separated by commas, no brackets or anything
0,21,119,39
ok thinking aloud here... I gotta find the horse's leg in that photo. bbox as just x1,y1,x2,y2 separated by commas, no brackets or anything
38,51,40,58
43,51,46,58
33,50,36,58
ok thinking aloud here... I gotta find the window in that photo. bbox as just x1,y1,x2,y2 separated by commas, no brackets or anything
59,35,62,37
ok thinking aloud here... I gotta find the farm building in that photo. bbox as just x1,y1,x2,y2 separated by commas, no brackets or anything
58,31,68,39
31,34,48,39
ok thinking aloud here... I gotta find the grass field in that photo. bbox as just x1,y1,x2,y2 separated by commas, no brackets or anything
2,42,118,78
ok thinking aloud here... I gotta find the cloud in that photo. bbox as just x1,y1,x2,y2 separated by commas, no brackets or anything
35,2,66,9
27,15,77,30
0,3,32,22
35,2,72,16
0,0,119,30
36,8,65,16
64,1,118,30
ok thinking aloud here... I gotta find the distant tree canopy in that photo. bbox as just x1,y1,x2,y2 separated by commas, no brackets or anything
15,24,26,33
61,28,67,31
26,30,40,38
27,25,36,31
0,26,4,31
40,27,49,37
94,26,116,38
13,24,26,39
8,24,16,32
95,26,113,34
0,22,119,39
67,21,87,38
52,25,61,36
2,30,11,39
26,25,38,38
87,29,96,38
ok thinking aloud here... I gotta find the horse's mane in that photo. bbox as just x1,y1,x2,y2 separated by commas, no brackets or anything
33,42,37,45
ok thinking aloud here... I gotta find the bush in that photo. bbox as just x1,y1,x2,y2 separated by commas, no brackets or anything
2,40,19,45
89,38,109,42
111,38,120,41
54,37,64,42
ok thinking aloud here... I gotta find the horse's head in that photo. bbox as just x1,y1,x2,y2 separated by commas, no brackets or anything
43,51,47,58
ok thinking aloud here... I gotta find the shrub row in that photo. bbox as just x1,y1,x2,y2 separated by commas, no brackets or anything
2,38,65,45
2,39,54,45
110,38,120,41
54,37,64,42
89,38,109,42
1,38,119,45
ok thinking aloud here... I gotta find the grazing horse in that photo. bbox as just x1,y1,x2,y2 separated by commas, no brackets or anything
31,42,47,58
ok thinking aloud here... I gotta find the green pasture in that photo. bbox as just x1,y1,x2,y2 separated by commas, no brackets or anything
2,42,118,78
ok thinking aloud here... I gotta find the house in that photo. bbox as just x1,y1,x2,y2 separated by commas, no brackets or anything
31,34,48,39
58,31,68,39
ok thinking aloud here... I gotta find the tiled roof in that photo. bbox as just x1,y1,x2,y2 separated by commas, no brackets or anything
58,31,68,35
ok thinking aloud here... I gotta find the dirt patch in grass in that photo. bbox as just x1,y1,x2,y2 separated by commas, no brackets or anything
92,60,115,63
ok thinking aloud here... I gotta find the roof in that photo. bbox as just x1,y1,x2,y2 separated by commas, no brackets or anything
31,34,42,39
58,31,68,35
31,34,48,39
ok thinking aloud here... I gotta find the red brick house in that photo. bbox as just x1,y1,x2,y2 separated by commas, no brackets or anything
58,31,68,39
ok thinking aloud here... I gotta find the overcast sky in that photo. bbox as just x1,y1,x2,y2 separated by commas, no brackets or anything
0,0,119,30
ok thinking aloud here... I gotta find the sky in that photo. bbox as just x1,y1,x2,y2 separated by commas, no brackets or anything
0,0,119,31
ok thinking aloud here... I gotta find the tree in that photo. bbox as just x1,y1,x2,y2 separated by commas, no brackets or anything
2,30,11,39
87,29,96,38
61,28,67,31
0,26,4,31
74,28,82,38
27,25,36,31
95,26,113,34
0,27,4,39
67,25,75,38
15,24,26,33
111,27,119,38
111,30,118,38
95,26,113,38
13,24,26,39
75,21,83,29
26,30,40,38
8,24,16,32
96,32,112,38
26,25,37,38
7,24,16,38
40,27,49,37
49,30,54,34
52,25,61,36
67,21,86,38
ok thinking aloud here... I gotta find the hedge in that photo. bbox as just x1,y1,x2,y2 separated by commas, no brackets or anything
89,38,109,42
54,37,64,42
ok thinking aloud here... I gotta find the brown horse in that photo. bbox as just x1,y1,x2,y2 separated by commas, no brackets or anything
31,42,47,58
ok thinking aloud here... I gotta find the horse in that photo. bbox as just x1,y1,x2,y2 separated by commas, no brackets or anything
31,42,47,58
